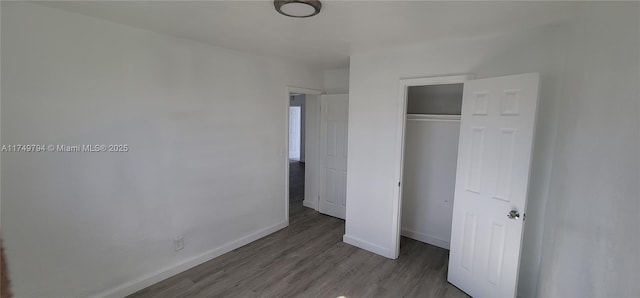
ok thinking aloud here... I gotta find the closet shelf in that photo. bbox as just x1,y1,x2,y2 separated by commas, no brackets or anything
406,114,461,121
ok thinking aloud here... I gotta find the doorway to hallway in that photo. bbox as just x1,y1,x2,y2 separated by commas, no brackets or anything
284,88,349,222
288,93,306,206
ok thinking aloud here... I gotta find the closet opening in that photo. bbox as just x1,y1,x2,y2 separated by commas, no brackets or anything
401,83,462,250
392,75,472,258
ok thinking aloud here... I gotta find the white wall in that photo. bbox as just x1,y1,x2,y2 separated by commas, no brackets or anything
406,84,463,114
536,3,640,297
0,2,322,297
401,116,459,249
290,94,305,161
345,22,570,297
323,67,350,94
345,3,640,297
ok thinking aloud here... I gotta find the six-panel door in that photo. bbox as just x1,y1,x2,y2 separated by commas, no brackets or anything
318,94,349,219
448,73,540,298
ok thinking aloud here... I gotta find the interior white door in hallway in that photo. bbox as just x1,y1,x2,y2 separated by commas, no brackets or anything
289,106,301,161
319,94,349,219
448,73,540,298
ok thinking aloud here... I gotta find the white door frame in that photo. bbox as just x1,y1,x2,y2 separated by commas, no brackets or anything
285,86,324,223
391,74,474,258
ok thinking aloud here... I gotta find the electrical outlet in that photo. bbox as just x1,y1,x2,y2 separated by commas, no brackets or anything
174,237,184,251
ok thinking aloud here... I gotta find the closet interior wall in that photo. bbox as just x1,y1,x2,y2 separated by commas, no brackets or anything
400,83,463,249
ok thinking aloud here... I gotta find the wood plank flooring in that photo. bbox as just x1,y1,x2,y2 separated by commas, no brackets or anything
289,161,305,203
128,162,468,298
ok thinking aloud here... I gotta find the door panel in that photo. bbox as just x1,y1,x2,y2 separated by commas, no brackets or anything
289,106,301,160
448,73,539,298
319,94,348,219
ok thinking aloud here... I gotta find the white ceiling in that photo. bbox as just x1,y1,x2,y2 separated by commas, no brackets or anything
37,1,579,69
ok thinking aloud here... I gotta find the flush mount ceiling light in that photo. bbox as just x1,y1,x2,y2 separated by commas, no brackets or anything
274,0,322,18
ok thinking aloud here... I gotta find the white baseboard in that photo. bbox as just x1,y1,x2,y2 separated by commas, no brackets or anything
343,234,395,259
401,228,450,250
94,220,289,298
302,199,317,210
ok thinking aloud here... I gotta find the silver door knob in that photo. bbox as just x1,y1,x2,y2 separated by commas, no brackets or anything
507,210,520,219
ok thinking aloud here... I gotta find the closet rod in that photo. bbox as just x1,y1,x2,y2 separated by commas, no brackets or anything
406,114,461,122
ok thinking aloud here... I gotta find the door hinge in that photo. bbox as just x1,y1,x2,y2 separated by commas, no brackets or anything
398,181,401,187
523,213,526,221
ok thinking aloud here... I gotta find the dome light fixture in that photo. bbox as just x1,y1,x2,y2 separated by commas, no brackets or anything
274,0,322,18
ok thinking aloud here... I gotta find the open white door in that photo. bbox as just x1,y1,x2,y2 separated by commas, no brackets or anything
289,106,301,160
318,94,348,219
448,73,539,297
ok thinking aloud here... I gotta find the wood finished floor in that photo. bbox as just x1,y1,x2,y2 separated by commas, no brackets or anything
128,161,468,298
289,161,305,203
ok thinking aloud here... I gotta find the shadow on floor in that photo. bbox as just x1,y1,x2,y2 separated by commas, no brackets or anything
289,160,305,203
